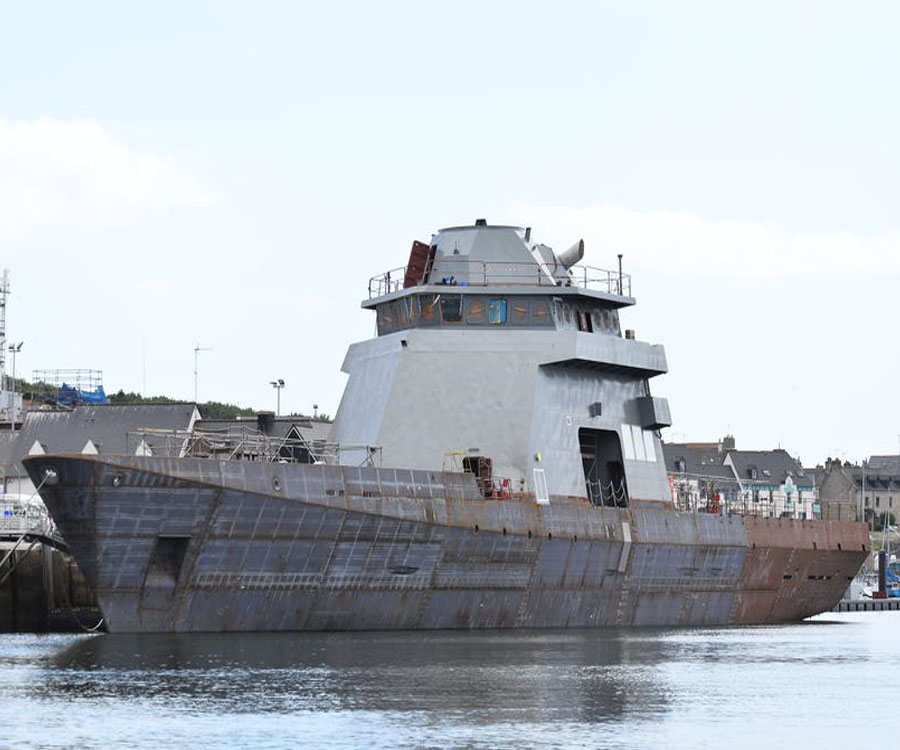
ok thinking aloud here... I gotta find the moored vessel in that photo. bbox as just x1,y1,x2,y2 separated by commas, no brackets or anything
23,220,869,632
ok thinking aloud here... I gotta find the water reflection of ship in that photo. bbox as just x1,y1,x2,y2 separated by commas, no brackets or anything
50,630,670,724
24,220,869,632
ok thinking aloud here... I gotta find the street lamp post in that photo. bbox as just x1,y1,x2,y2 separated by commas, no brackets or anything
270,379,285,416
194,343,211,403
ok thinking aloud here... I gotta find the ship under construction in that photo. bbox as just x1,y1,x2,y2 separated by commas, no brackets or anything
24,220,868,632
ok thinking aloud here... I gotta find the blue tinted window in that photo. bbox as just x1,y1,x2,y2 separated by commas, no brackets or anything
488,299,507,324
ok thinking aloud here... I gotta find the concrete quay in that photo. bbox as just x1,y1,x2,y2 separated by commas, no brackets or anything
832,597,900,613
1,541,101,632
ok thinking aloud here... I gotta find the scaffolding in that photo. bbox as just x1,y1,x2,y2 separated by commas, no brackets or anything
31,369,107,405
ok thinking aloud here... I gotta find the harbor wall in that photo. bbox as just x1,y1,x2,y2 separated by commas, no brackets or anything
0,543,100,632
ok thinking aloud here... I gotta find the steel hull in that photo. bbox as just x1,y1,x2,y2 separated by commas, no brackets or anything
24,454,869,632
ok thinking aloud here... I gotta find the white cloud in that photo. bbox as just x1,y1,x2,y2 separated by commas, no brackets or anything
515,203,900,278
0,116,216,232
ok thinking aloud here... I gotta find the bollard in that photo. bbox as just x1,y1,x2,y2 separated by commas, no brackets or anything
874,550,889,599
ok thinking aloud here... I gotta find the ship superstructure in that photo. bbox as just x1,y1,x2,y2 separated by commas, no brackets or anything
22,221,869,632
333,220,671,506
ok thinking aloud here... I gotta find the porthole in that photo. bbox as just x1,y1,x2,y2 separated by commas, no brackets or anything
272,477,282,492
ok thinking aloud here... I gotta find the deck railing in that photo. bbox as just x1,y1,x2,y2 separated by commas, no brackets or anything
1,497,63,544
586,479,629,508
368,261,631,299
180,428,383,468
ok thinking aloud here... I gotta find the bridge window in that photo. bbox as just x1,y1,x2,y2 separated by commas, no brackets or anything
420,295,437,325
467,299,486,324
488,299,507,324
512,302,528,323
577,310,593,332
376,305,394,333
440,295,462,323
397,299,410,327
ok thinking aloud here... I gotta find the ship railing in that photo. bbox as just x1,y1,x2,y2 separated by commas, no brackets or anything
441,452,514,499
586,479,629,508
368,261,631,298
490,478,514,500
178,428,383,467
0,496,63,545
671,491,822,520
667,472,826,519
1,494,66,589
471,477,516,500
724,493,821,521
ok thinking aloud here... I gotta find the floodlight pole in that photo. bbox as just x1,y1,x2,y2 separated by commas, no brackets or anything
194,343,211,403
270,378,285,416
7,341,22,425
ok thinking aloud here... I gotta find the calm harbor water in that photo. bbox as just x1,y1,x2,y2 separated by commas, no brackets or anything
2,612,897,750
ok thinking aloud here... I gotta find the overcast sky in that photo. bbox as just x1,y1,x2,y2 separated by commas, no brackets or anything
1,1,898,466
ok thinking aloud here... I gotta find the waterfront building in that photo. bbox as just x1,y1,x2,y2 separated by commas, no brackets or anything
817,455,900,525
663,436,818,519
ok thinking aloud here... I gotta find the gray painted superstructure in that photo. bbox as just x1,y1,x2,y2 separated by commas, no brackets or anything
23,221,869,632
333,222,669,503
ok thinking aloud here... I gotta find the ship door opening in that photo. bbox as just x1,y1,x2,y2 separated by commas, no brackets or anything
463,455,494,498
145,535,190,588
579,428,628,507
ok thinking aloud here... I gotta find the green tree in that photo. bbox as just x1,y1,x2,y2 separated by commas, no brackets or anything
873,512,896,532
106,390,255,418
197,401,255,420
